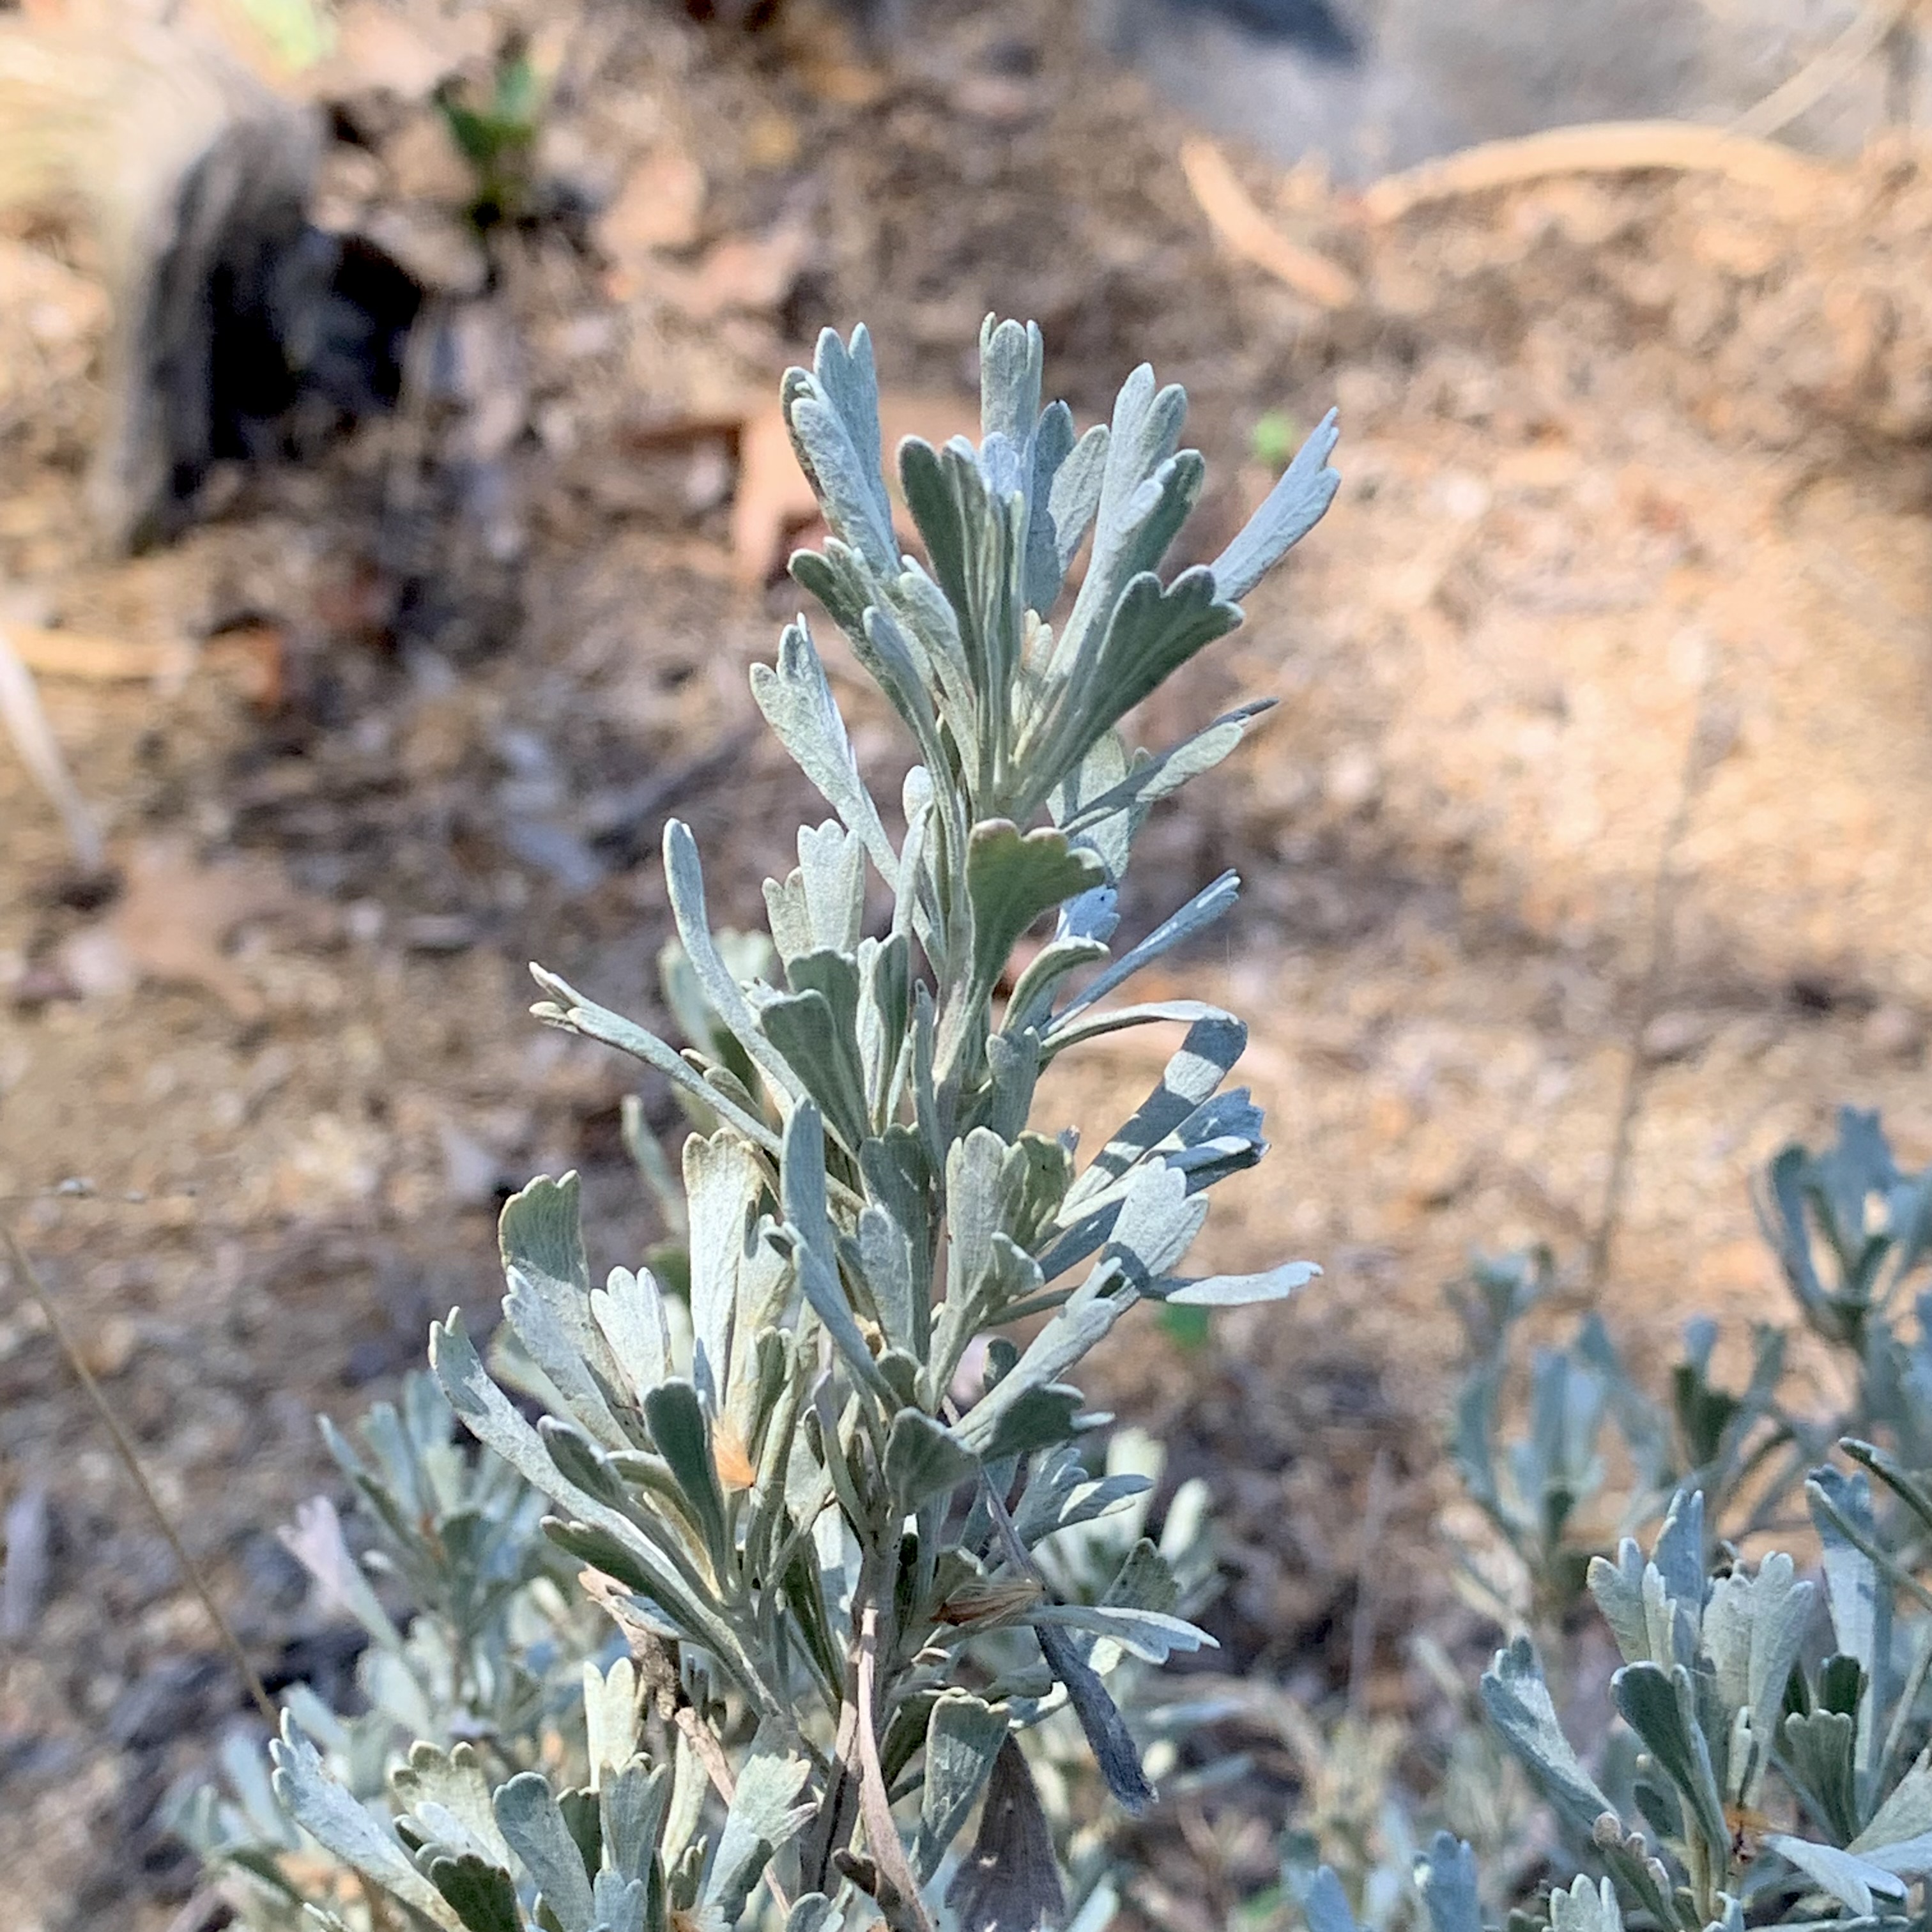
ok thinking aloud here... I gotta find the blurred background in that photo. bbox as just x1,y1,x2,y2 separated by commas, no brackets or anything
2,0,1931,1924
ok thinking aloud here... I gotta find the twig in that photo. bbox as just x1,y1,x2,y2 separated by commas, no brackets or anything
1179,137,1359,309
4,624,195,683
1361,119,1841,224
1584,698,1729,1294
856,1602,937,1932
0,1218,275,1722
1346,1448,1392,1714
0,619,105,870
1731,0,1917,139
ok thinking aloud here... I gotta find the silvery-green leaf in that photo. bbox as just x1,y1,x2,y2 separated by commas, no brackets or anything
1013,1454,1151,1546
602,1762,673,1884
859,1200,920,1356
495,1772,597,1932
1788,1709,1861,1844
1210,408,1341,602
500,1175,630,1452
1045,422,1108,587
1029,1602,1216,1664
1479,1637,1614,1839
918,1692,1010,1882
958,1257,1127,1457
1004,935,1110,1038
1414,1833,1481,1932
1043,997,1238,1059
270,1718,459,1927
1052,364,1188,673
1032,1625,1154,1814
684,1130,765,1409
530,964,786,1166
665,821,803,1105
393,1744,510,1868
1764,1836,1906,1917
1589,1540,1651,1666
970,1381,1089,1464
778,1103,894,1400
1549,1875,1622,1932
1810,1467,1892,1782
1162,1261,1318,1306
279,1495,404,1651
583,1658,640,1788
1614,1662,1728,1862
431,1314,738,1667
859,931,912,1123
1057,1010,1246,1220
592,1267,671,1409
980,315,1043,447
1052,701,1271,839
797,820,866,956
1857,1746,1932,1855
787,1894,838,1932
642,1380,730,1570
1300,1868,1363,1932
785,327,896,572
1703,1553,1814,1800
703,1727,815,1922
885,1409,979,1512
1810,1468,1887,1676
947,1735,1071,1929
1054,872,1240,1026
1023,401,1079,614
1103,1162,1208,1288
1650,1489,1706,1614
763,950,870,1154
1052,567,1241,785
965,820,1105,1011
749,619,895,881
1858,1829,1932,1874
592,1871,648,1932
424,1854,522,1932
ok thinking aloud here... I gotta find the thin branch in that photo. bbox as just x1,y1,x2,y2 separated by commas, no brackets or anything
857,1602,937,1932
1586,696,1729,1294
1,1218,275,1724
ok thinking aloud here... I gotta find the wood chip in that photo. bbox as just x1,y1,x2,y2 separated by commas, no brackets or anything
1181,137,1358,310
4,624,195,682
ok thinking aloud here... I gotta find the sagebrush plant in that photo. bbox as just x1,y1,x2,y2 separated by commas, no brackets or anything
1282,1111,1932,1932
184,314,1343,1932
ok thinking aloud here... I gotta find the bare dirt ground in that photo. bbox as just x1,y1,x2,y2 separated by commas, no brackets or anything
4,3,1932,1926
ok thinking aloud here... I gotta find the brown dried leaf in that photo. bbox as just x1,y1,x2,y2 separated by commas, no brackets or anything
666,218,813,321
599,145,706,291
99,838,302,1020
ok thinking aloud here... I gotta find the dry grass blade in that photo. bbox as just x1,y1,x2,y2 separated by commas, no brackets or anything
1361,119,1843,223
1179,136,1358,309
0,1219,276,1723
0,620,104,870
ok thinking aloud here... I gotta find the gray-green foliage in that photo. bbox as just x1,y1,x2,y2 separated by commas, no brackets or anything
186,315,1339,1932
1293,1111,1932,1932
